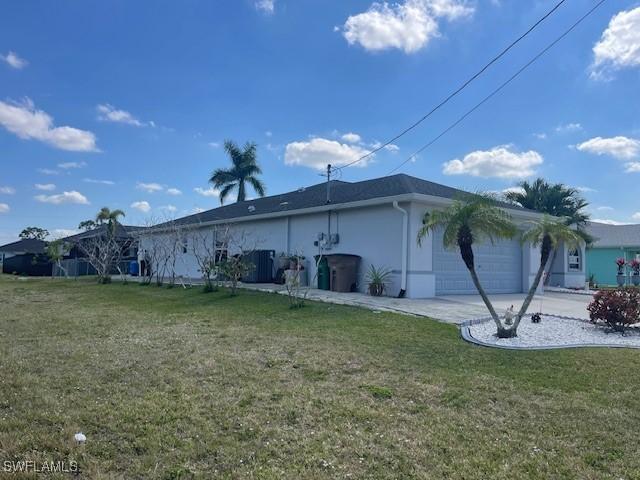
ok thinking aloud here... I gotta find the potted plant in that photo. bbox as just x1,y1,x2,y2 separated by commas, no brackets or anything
365,264,392,297
630,259,640,286
616,258,626,287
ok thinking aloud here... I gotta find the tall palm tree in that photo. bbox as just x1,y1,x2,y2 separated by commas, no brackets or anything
505,178,592,283
418,195,517,336
504,178,591,230
95,207,126,236
504,216,583,337
210,140,266,204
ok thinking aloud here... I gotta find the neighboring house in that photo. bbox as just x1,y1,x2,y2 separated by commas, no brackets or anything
0,238,52,276
585,222,640,286
139,174,586,298
54,224,143,277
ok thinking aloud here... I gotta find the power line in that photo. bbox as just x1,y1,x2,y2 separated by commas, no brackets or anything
333,0,570,171
387,0,608,176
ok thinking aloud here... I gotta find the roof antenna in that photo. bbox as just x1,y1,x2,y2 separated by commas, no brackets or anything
326,164,332,204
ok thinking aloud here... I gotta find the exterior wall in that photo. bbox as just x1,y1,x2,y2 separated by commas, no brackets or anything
139,204,406,295
547,241,587,289
587,247,640,286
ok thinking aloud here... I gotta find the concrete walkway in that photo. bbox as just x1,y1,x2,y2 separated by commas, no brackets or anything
242,283,594,324
121,276,593,324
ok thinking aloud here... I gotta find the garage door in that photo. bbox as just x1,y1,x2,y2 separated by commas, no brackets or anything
433,229,522,295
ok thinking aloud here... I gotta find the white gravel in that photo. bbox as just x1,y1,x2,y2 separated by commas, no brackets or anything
467,315,640,349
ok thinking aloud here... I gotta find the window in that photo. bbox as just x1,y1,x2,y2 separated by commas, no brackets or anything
568,248,581,271
215,240,228,263
182,239,188,254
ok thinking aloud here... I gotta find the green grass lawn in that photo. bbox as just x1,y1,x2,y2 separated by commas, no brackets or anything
1,275,640,479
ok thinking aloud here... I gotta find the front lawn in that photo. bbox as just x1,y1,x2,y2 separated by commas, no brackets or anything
1,275,639,479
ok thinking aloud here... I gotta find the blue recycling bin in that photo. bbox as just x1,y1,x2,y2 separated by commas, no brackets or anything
129,261,139,276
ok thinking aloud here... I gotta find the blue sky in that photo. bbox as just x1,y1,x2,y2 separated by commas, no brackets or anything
1,0,639,243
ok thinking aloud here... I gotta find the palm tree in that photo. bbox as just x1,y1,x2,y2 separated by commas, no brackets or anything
505,178,592,282
210,140,266,204
503,216,583,337
504,178,591,229
418,195,517,336
95,207,126,236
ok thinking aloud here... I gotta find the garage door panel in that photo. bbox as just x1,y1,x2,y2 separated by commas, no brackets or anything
433,229,522,295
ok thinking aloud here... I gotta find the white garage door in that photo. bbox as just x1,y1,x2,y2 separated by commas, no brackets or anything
433,229,522,295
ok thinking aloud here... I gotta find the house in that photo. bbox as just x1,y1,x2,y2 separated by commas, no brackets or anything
138,174,586,298
585,222,640,286
53,224,143,277
0,238,52,276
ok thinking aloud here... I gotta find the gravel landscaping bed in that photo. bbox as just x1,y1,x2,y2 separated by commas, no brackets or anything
463,315,640,350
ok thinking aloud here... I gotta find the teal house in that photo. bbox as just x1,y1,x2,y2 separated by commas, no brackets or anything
586,222,640,286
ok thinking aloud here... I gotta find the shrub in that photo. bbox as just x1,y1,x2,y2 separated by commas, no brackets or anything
588,287,640,334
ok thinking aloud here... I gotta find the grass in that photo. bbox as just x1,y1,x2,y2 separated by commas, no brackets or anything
1,275,640,479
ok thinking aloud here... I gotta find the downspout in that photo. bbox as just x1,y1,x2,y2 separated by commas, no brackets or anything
392,201,408,298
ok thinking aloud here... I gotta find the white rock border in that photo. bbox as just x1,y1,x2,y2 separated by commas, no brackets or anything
460,314,640,351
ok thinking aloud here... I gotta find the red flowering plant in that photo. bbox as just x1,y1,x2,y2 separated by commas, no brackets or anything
588,287,640,334
630,259,640,276
616,257,626,275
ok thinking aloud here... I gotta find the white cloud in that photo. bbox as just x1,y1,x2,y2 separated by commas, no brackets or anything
255,0,275,14
159,204,177,213
0,98,97,152
58,161,87,169
192,207,206,214
136,182,163,193
35,190,89,205
51,228,80,239
96,104,146,127
596,206,614,211
633,212,640,221
593,218,630,226
501,186,525,196
591,7,640,79
555,123,582,133
130,201,151,213
194,187,220,197
341,0,473,54
0,203,9,213
265,131,273,137
443,145,543,179
575,186,597,193
0,51,28,69
285,137,371,170
533,132,547,140
341,132,362,143
166,187,182,196
208,142,221,148
83,178,115,185
37,168,59,175
625,162,640,173
576,136,640,160
35,183,56,191
0,186,16,195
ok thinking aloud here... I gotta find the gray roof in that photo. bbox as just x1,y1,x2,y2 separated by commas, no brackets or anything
586,222,640,248
59,224,146,242
162,173,529,228
0,238,47,254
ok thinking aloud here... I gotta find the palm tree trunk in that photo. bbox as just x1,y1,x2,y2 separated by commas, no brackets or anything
467,266,504,334
509,235,552,336
237,181,246,202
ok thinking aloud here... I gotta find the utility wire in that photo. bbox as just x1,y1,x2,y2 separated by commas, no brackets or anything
333,0,569,171
387,0,608,175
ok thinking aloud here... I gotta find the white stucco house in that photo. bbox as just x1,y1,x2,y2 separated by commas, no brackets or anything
138,174,586,298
